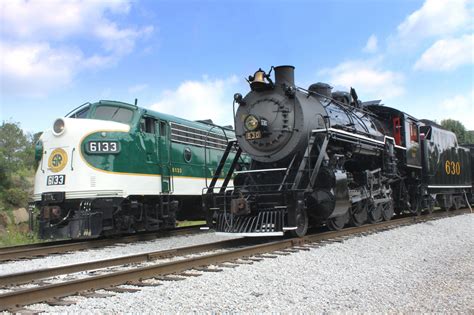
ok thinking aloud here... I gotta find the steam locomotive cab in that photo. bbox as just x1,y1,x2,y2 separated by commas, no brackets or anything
364,106,426,213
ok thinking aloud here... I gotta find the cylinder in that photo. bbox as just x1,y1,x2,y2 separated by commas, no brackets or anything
274,65,295,87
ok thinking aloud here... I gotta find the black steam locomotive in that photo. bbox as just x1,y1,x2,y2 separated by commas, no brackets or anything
204,65,472,236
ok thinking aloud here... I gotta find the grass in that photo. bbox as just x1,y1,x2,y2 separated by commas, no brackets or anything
177,220,206,227
0,219,206,247
0,224,42,247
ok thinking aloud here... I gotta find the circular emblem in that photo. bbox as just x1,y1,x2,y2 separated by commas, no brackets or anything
48,148,68,173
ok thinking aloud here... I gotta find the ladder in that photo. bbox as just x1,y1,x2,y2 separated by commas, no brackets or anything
291,132,329,190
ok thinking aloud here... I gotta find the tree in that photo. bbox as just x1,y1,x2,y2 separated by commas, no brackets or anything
440,119,473,144
0,122,31,172
0,121,37,207
465,130,474,144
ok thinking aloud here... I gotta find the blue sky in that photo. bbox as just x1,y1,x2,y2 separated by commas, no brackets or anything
1,0,473,133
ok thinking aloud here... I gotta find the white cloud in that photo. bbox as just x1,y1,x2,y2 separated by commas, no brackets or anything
414,34,474,71
0,0,153,97
363,35,378,53
1,0,131,40
318,58,404,100
149,76,241,125
437,90,474,129
0,41,82,97
396,0,471,44
94,23,153,56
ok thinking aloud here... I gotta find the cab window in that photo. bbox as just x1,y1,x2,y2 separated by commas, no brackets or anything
140,117,157,133
159,121,167,136
69,106,90,118
409,122,418,143
93,106,134,124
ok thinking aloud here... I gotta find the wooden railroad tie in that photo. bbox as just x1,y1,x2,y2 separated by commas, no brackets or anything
154,276,187,281
104,287,141,293
193,267,224,272
177,272,202,277
45,298,77,306
126,280,159,287
79,291,115,298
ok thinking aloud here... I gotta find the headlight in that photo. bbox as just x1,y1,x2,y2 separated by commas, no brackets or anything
53,118,65,135
244,115,259,131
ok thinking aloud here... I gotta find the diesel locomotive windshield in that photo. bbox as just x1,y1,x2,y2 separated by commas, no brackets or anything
93,105,134,124
67,103,135,124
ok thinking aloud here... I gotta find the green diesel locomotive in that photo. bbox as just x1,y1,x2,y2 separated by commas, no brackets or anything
33,100,245,239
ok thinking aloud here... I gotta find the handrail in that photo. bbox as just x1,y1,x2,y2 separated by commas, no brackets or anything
234,168,287,174
70,148,75,171
203,125,231,188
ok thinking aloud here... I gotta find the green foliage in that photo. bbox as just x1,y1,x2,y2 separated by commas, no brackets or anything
0,121,37,210
4,188,29,207
440,119,474,144
0,224,41,247
0,122,30,171
466,130,474,144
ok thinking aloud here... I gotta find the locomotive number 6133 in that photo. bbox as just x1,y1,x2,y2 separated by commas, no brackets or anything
87,141,120,154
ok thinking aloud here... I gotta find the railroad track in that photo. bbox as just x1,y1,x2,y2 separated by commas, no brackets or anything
0,225,205,262
0,208,470,312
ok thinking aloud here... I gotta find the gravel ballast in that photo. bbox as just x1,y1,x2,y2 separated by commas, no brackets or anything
0,232,241,276
24,214,474,312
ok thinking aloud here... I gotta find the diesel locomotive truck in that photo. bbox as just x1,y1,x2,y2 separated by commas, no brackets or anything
204,65,472,237
33,100,245,239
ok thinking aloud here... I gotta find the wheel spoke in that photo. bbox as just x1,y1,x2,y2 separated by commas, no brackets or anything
290,208,308,237
327,211,348,231
369,203,383,223
349,201,367,226
382,200,394,221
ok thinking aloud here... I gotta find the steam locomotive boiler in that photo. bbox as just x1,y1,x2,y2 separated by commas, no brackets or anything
204,65,403,236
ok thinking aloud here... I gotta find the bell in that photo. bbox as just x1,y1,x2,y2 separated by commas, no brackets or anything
250,68,268,91
253,69,265,83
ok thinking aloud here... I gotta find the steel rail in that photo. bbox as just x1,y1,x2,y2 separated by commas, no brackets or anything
0,209,469,311
0,239,85,253
0,225,205,262
0,238,267,287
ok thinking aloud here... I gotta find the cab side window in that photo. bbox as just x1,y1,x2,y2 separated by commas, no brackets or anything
410,122,418,143
159,121,167,136
141,117,157,134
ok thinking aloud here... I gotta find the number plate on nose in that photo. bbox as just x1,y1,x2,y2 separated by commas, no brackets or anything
87,141,120,153
245,131,262,140
47,175,66,186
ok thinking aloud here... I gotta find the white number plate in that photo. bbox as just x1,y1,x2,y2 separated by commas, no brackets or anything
47,175,66,186
87,141,120,153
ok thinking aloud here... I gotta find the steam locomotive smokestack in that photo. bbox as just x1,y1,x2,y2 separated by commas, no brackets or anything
274,65,295,87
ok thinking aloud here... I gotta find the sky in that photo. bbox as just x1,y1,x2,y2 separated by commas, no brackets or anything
0,0,473,133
